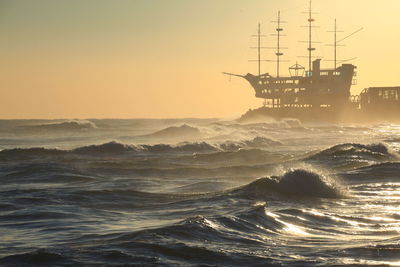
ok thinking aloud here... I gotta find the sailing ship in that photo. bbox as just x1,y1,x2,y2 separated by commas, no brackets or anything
224,1,400,122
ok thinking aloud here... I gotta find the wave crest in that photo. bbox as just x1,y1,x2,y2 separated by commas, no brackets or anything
0,141,220,158
239,169,344,199
145,124,201,138
306,143,395,169
312,143,390,158
19,120,97,131
141,142,219,154
73,141,136,154
219,136,282,151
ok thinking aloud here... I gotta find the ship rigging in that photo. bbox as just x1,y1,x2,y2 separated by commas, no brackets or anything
223,0,400,122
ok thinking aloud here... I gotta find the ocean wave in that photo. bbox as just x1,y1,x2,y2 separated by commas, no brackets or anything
189,148,285,165
0,248,78,267
74,207,286,265
343,241,400,260
344,162,400,182
311,143,390,158
306,143,396,169
0,210,78,223
218,136,283,151
84,165,272,180
238,108,304,126
141,141,219,154
67,189,186,210
0,141,221,159
0,162,97,183
18,120,97,131
243,136,283,147
0,147,66,160
235,169,344,199
72,141,137,154
232,120,305,131
49,204,339,266
144,124,201,138
130,207,275,243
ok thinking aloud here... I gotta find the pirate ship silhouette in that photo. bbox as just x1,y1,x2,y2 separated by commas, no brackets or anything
224,1,400,123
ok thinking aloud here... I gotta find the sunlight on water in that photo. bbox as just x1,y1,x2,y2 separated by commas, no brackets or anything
204,218,221,230
280,221,309,236
369,216,397,222
340,259,400,267
1,121,400,266
266,211,309,236
306,209,361,226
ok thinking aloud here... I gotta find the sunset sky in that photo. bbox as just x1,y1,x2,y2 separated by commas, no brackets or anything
1,0,400,119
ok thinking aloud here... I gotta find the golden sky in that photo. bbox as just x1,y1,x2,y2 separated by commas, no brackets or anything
1,0,400,119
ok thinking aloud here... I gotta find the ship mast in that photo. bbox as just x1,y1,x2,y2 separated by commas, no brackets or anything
327,18,339,69
307,0,315,73
327,20,363,69
275,11,284,77
334,18,337,69
258,23,261,76
269,11,288,78
250,23,268,76
249,23,269,106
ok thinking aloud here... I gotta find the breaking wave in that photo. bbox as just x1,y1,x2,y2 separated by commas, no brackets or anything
238,110,304,127
0,141,221,158
0,138,286,159
19,120,97,131
73,141,137,154
144,124,201,138
218,136,282,151
310,143,391,158
141,141,219,154
235,169,344,199
306,143,396,169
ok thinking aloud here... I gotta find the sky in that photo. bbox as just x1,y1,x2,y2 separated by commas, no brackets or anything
1,0,400,119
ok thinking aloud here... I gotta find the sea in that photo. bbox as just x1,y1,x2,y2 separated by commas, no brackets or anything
0,118,399,266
